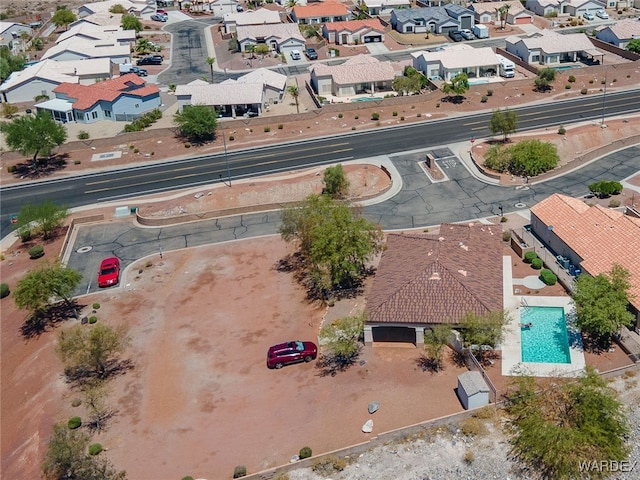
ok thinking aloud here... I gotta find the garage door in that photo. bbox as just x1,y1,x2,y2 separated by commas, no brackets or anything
514,16,532,24
364,35,382,43
371,326,416,344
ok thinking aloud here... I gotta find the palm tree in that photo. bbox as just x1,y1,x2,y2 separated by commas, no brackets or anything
287,84,300,113
136,38,153,54
206,56,215,83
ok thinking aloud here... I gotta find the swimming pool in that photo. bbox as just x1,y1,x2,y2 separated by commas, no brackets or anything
468,78,489,85
351,97,383,102
554,64,582,71
520,306,571,364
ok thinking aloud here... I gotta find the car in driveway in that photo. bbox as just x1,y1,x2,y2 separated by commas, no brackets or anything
290,49,301,60
130,67,148,76
267,341,317,369
151,13,168,22
460,29,474,40
448,30,464,42
137,55,163,65
596,10,609,19
305,47,318,60
583,12,594,20
98,257,120,288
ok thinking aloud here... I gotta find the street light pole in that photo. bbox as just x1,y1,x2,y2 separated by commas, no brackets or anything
222,130,231,187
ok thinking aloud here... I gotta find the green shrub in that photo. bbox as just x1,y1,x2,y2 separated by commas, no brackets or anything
89,316,98,324
481,96,488,103
7,165,17,173
88,443,102,455
77,130,90,140
278,124,283,129
558,126,566,135
580,88,587,94
20,230,32,242
392,111,398,116
28,245,44,259
400,116,405,121
371,112,380,121
68,417,82,429
540,269,557,285
184,143,191,148
486,89,493,96
609,199,621,208
524,251,538,264
0,283,10,299
338,113,343,118
299,446,312,459
531,257,543,270
589,79,594,84
500,216,507,223
74,160,81,165
354,115,359,119
565,84,571,89
351,126,356,130
502,231,511,242
568,75,576,83
233,465,247,478
229,135,234,141
181,477,194,480
264,126,270,132
417,112,422,117
92,303,100,309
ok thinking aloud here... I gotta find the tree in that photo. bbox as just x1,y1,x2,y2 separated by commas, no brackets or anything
322,164,350,199
318,313,365,373
287,84,300,114
255,44,269,57
135,38,153,54
14,261,82,316
0,110,67,165
442,72,469,102
56,323,131,381
488,108,518,142
206,56,215,83
121,14,142,33
497,4,511,30
534,67,556,92
43,423,127,480
508,139,559,176
588,180,623,197
15,200,68,240
626,38,640,54
355,1,369,20
506,367,630,480
173,105,218,142
51,7,77,30
460,310,509,350
0,46,27,83
392,74,421,96
571,264,634,345
279,194,384,295
422,325,452,371
109,4,128,14
482,144,512,173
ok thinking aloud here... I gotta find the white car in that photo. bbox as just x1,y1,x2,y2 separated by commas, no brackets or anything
596,10,609,19
460,29,474,40
290,49,301,60
583,12,594,20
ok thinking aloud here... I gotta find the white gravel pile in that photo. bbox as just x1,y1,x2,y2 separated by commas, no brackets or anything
289,372,640,480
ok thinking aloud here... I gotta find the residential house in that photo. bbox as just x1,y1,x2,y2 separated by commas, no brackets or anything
363,0,411,16
529,193,640,331
190,0,243,16
390,5,475,35
291,2,351,25
412,45,501,81
69,12,124,29
41,38,131,63
236,23,305,56
596,19,640,48
505,29,602,65
175,68,287,116
364,223,503,345
0,58,113,103
310,54,398,97
35,73,161,123
78,0,155,17
470,1,534,25
525,0,605,17
223,7,282,34
0,22,33,52
56,24,136,47
322,18,385,45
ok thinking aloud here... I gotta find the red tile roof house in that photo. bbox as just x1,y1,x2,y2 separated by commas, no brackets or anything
529,193,640,332
365,223,504,346
291,1,352,25
322,18,385,45
34,74,161,124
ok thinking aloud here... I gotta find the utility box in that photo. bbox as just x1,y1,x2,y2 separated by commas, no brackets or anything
472,24,489,39
457,371,490,410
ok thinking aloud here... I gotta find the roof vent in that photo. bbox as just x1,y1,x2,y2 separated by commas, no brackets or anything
459,243,469,251
458,270,467,276
438,237,445,241
429,272,441,281
427,250,433,256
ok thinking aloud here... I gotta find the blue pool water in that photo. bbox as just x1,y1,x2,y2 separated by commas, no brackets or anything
351,97,383,102
554,64,582,71
468,78,489,85
520,306,571,364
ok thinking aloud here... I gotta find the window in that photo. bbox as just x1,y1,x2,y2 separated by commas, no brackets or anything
92,111,98,119
77,112,84,120
104,110,112,118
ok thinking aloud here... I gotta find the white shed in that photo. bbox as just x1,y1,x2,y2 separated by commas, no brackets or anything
457,371,490,410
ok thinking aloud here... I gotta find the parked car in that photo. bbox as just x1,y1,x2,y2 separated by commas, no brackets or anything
290,49,301,60
448,30,464,42
137,55,163,65
583,12,594,20
130,67,148,77
305,47,318,60
98,257,120,288
156,9,167,15
596,10,609,19
460,29,474,40
267,341,317,369
151,13,168,22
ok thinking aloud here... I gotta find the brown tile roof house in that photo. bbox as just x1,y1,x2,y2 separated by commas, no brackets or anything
530,193,640,313
322,18,385,45
366,223,504,327
291,1,351,23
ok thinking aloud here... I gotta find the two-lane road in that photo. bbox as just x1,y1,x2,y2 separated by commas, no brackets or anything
2,90,640,236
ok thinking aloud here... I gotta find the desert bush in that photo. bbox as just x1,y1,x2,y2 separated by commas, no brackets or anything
392,111,398,116
233,465,247,478
77,130,90,140
540,269,557,286
92,303,100,309
71,398,82,407
311,456,349,474
400,116,405,121
417,112,422,117
568,75,576,83
531,257,543,270
67,417,82,429
229,135,235,141
0,283,10,298
354,115,359,119
74,160,81,165
184,143,191,148
88,443,102,455
580,88,588,94
500,216,507,223
28,245,44,259
464,450,475,463
481,96,488,103
589,79,594,84
89,316,97,324
181,477,194,480
299,446,312,459
278,124,283,129
558,126,566,135
502,231,511,242
609,199,621,208
565,84,571,89
338,113,343,118
264,126,270,132
371,112,380,121
486,89,493,96
459,417,487,436
524,251,538,263
7,164,17,173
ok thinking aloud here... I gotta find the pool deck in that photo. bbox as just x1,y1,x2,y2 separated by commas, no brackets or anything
501,256,586,377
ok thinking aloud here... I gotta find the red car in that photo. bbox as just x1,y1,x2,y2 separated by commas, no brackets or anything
98,257,120,288
156,9,167,15
267,341,317,369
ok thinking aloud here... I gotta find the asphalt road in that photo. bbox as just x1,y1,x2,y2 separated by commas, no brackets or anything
2,89,639,236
